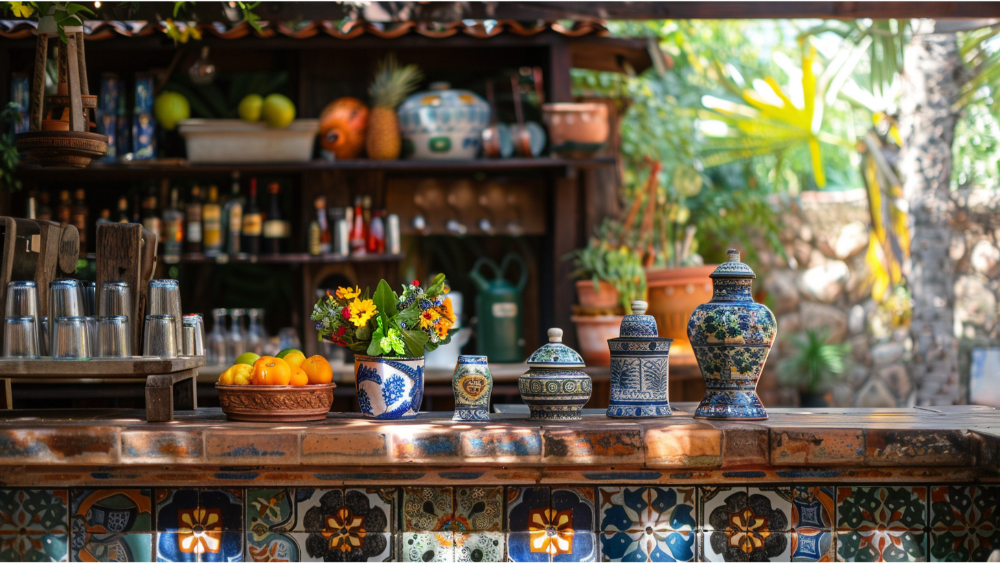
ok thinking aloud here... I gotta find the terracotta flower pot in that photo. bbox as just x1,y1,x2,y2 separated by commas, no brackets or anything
575,280,620,310
542,103,609,158
571,314,624,366
645,265,717,360
216,383,336,422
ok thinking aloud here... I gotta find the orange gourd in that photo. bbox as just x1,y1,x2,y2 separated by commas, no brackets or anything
319,97,369,159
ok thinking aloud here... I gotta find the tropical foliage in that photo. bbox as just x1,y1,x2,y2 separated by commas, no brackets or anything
566,229,647,313
778,329,851,392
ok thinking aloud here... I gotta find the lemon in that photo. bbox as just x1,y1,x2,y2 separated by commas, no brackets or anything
235,352,261,366
230,364,253,385
218,367,235,385
154,91,190,131
238,94,263,122
283,351,306,371
262,94,296,128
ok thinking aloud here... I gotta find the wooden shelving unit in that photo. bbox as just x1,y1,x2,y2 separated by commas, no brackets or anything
85,251,405,265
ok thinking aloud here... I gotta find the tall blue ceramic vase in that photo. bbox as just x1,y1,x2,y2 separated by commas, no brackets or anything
354,355,425,419
687,249,776,420
607,300,674,418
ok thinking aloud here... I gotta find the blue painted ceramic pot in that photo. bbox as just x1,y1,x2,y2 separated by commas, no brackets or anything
518,328,592,420
688,249,776,420
452,355,493,421
398,82,490,159
354,355,425,419
607,300,674,418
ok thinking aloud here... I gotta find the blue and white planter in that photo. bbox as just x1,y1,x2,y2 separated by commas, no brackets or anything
607,301,674,418
354,355,425,419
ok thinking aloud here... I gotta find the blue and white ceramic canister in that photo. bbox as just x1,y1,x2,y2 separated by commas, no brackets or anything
688,249,776,420
398,82,490,159
354,354,425,419
518,328,592,421
607,300,673,418
452,355,492,421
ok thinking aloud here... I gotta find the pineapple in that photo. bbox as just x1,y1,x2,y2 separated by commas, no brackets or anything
366,54,423,160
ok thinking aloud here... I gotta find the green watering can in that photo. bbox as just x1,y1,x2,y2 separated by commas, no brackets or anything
470,253,528,362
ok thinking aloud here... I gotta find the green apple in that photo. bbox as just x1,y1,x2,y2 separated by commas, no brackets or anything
276,348,303,359
234,352,261,366
238,94,263,122
153,91,190,131
261,93,296,128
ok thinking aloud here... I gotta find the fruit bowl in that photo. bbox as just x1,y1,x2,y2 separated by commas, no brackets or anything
216,383,336,422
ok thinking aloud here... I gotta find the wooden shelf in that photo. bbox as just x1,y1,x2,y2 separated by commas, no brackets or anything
83,252,404,265
16,157,616,180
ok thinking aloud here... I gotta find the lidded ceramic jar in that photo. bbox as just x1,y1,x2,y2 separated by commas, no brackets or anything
518,328,592,420
687,249,776,420
452,355,493,421
607,300,674,418
398,82,490,159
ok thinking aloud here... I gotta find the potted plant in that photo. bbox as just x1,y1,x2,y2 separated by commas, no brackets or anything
311,274,455,419
778,329,851,407
566,234,646,366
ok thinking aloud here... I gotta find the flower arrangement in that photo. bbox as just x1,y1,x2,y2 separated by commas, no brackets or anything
312,274,455,358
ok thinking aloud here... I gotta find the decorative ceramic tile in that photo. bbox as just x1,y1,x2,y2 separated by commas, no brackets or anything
454,532,503,562
699,487,745,532
0,489,69,562
245,532,300,562
836,530,926,562
155,489,199,533
507,488,550,533
747,488,792,532
246,489,294,536
550,488,596,562
71,533,152,562
929,485,1000,561
298,489,394,561
401,531,455,562
157,530,242,562
836,487,927,532
294,489,337,532
599,486,698,533
790,530,833,562
788,487,834,532
403,488,454,532
601,529,695,562
700,529,791,562
247,531,381,562
506,531,547,562
197,490,243,533
454,488,502,532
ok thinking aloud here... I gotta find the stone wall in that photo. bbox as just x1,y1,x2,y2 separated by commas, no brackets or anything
755,187,1000,407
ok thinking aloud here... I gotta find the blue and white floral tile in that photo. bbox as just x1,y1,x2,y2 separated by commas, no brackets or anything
507,488,551,533
836,487,927,531
601,529,695,562
699,529,791,562
836,530,926,562
788,487,834,533
454,532,503,562
72,533,151,562
506,531,548,563
296,489,393,560
599,486,698,534
156,490,198,533
403,488,454,532
71,489,152,534
454,488,502,532
401,531,455,562
789,530,833,562
156,530,242,563
928,485,1000,562
245,489,295,536
0,489,69,562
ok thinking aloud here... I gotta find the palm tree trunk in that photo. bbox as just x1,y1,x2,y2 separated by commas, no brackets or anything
899,19,961,405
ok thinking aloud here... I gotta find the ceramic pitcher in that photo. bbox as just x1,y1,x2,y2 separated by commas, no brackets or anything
687,249,776,420
607,300,674,418
452,355,493,421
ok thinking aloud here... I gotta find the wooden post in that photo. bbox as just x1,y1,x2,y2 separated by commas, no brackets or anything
0,379,11,409
29,33,47,132
95,223,144,353
64,33,85,132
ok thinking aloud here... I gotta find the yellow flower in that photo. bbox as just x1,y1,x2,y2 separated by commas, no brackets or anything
419,308,440,329
10,2,34,18
348,298,377,327
336,286,361,300
436,317,452,339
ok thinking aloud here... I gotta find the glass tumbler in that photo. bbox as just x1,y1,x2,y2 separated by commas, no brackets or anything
97,315,131,358
148,280,183,349
5,281,42,354
143,314,178,358
98,281,132,317
226,308,245,364
4,316,39,358
49,280,84,356
182,314,205,356
52,316,91,360
83,281,97,316
207,308,227,366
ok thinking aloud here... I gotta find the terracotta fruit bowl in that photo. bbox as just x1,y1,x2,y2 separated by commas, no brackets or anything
216,383,336,422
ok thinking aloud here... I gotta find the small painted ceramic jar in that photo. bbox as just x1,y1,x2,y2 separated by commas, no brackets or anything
354,355,425,419
398,82,490,159
687,249,776,420
607,300,674,418
452,355,493,421
518,328,592,420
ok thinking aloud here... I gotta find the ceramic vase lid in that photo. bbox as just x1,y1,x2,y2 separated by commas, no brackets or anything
526,328,586,368
710,249,756,279
616,300,659,338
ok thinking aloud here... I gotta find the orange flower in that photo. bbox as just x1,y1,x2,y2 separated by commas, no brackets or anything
439,298,456,324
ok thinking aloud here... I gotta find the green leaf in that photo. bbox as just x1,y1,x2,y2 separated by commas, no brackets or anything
366,333,384,356
354,324,371,342
425,273,447,296
399,329,429,358
372,279,398,319
394,306,419,327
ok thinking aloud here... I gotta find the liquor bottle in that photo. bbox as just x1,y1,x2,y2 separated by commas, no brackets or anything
223,172,245,256
96,208,113,226
185,185,203,254
141,192,161,239
55,190,72,227
132,193,141,224
349,195,367,255
70,189,89,258
308,221,321,256
362,195,372,225
26,191,36,219
367,209,385,254
116,196,129,223
315,196,331,254
203,185,223,256
162,187,184,264
262,182,290,255
241,178,263,256
37,191,52,221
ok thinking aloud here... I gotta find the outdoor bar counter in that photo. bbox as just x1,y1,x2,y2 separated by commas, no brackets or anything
2,404,999,561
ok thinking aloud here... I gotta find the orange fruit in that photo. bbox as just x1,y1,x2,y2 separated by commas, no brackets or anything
282,351,306,371
301,355,333,385
251,356,291,386
289,367,309,387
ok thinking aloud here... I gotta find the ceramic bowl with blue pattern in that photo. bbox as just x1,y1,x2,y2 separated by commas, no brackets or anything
398,82,490,159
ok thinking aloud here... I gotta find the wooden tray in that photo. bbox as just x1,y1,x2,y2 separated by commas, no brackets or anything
0,356,206,422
